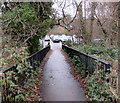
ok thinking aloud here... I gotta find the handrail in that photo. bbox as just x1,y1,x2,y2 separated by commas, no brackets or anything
3,65,17,73
2,45,50,73
63,45,109,64
62,45,110,74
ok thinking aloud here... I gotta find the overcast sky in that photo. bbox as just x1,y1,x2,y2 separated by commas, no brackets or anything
52,0,119,18
52,0,78,17
52,0,88,18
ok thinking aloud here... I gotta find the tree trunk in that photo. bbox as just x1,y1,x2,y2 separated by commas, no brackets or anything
88,2,96,44
78,2,86,44
118,1,120,99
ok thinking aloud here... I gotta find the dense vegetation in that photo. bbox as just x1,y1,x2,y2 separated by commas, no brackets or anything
1,2,55,69
2,60,41,101
72,45,118,64
70,54,117,101
1,2,55,102
2,2,55,54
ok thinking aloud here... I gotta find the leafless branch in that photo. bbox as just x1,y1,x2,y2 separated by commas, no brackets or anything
67,2,82,26
23,34,37,44
95,13,107,35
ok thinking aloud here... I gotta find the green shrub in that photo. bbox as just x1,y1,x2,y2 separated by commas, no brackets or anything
86,69,116,101
73,45,118,62
64,40,72,47
71,56,86,77
2,60,41,102
27,35,40,54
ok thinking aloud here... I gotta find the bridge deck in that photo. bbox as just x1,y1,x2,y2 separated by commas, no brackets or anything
41,42,87,101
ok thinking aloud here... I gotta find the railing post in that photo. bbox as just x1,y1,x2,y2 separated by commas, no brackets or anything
105,64,110,82
85,56,89,76
1,72,4,102
105,64,110,73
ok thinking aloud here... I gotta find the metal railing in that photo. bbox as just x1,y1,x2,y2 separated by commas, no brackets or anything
3,45,50,73
62,45,110,75
2,45,50,102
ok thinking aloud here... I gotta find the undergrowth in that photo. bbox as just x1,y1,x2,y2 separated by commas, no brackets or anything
70,55,117,102
70,55,86,78
72,45,118,63
2,60,42,102
85,69,116,101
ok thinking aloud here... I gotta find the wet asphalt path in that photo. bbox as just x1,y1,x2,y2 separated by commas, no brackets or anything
42,42,87,101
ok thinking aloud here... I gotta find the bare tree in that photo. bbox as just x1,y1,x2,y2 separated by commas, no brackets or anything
52,0,82,32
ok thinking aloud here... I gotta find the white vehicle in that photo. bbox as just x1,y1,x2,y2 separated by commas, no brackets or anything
60,35,68,42
52,35,61,43
44,35,50,41
50,34,54,39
